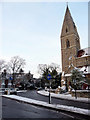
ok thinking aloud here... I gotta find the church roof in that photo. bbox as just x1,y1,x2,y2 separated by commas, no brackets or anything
80,66,90,74
61,5,79,37
64,5,73,22
77,47,90,57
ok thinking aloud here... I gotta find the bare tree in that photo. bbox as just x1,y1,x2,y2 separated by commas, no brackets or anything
38,64,48,76
9,56,26,73
38,63,60,76
38,63,61,88
8,56,26,84
49,63,60,73
0,60,6,73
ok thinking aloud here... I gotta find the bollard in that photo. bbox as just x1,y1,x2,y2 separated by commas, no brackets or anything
49,91,51,104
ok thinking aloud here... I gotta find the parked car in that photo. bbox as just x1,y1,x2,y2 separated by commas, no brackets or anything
4,88,17,95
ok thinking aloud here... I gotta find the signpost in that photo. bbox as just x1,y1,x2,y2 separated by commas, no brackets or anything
9,77,13,80
47,74,52,80
47,74,52,104
8,76,13,88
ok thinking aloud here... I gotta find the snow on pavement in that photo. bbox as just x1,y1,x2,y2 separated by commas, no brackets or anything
37,90,90,103
17,90,27,93
2,95,90,116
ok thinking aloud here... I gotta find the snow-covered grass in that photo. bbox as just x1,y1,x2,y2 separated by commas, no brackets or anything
2,95,90,116
37,90,90,103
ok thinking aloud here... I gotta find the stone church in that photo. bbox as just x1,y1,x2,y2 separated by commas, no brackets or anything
60,5,90,89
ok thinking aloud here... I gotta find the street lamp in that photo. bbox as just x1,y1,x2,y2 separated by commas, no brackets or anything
73,79,77,99
47,74,52,104
1,72,5,88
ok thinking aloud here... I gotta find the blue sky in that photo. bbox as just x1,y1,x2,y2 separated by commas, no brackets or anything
0,1,88,78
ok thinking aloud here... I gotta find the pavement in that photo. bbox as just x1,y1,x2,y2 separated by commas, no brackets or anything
37,90,90,103
2,93,90,117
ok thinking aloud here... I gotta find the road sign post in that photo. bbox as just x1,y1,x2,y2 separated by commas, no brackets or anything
8,76,13,88
47,74,52,104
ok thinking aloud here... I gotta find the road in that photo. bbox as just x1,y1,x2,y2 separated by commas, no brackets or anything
2,97,75,119
17,90,90,110
0,96,2,118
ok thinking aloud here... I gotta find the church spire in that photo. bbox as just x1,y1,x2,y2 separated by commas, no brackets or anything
61,4,79,38
60,5,81,72
66,2,68,9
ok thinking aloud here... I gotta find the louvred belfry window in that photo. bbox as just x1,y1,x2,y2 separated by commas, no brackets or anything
66,28,68,33
66,39,70,48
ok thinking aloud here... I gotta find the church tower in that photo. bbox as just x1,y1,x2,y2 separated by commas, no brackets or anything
60,5,81,74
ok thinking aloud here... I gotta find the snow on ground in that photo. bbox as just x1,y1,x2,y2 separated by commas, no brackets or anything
17,90,27,93
2,95,90,116
37,90,90,103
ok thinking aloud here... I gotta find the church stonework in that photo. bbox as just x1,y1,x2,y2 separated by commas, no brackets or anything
60,5,90,89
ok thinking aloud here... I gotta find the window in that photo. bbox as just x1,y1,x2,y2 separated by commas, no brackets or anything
66,28,68,33
66,39,70,48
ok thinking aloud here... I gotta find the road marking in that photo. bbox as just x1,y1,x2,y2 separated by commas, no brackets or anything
59,112,75,118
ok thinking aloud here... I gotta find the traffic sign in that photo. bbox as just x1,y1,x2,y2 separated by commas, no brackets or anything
9,77,13,80
47,74,52,80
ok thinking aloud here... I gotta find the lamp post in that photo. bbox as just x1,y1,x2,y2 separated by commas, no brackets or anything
66,77,68,92
47,74,52,104
49,80,51,104
1,72,6,88
73,79,77,99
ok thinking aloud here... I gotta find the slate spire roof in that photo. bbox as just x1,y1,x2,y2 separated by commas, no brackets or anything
61,5,79,38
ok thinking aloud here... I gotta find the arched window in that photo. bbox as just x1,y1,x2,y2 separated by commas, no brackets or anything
66,28,68,33
66,39,70,48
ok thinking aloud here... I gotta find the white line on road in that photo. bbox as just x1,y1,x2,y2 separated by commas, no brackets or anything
59,111,75,118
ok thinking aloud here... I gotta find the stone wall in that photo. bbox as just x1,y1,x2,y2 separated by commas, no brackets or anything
76,56,90,67
71,90,90,98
